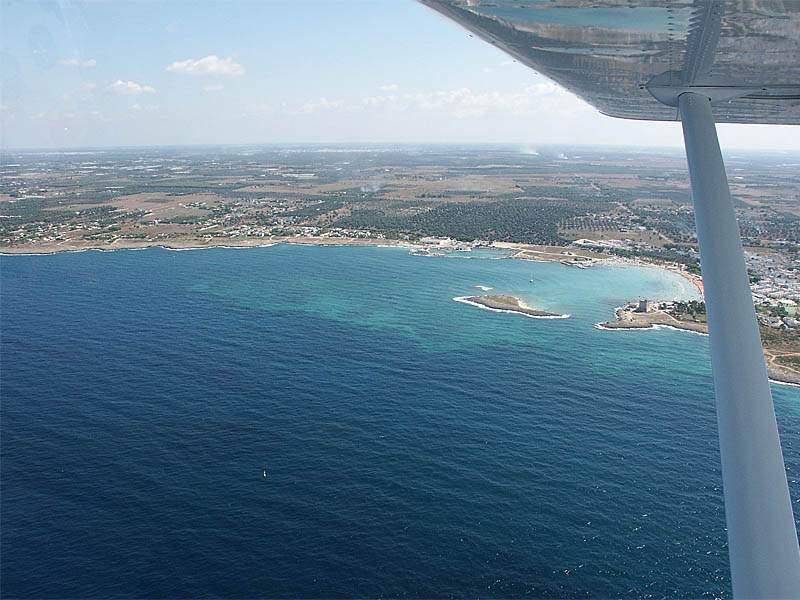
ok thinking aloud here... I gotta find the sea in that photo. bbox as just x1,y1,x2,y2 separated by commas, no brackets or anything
2,244,798,599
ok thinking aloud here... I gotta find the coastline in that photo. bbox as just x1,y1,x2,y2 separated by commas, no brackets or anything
0,236,418,256
597,306,709,334
596,307,800,386
597,254,704,297
0,236,705,297
5,236,796,386
594,320,709,336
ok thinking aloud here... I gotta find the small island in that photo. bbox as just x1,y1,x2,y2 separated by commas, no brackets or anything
454,294,569,319
598,299,800,386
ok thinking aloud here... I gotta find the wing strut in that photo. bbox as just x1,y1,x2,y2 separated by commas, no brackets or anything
678,91,800,598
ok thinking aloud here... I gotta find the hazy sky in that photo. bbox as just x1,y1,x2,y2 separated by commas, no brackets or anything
2,0,798,150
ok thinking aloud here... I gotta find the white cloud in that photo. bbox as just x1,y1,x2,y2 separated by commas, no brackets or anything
203,84,224,93
59,58,97,68
359,83,589,119
379,83,399,92
248,101,274,115
108,80,156,95
294,85,589,121
284,81,594,126
298,97,346,114
166,55,244,76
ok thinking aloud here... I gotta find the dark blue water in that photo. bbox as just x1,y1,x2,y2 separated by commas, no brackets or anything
2,246,798,598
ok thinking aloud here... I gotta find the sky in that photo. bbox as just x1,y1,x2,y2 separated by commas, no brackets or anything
1,0,798,151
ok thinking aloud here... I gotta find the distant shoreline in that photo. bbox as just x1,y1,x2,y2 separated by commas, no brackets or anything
0,236,701,289
0,236,707,306
0,236,415,256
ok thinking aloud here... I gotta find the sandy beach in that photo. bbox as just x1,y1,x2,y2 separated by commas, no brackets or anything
0,235,422,256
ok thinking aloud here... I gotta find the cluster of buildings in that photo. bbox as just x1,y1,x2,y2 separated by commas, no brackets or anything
746,251,799,329
760,313,800,329
0,217,111,246
575,236,799,331
211,224,384,241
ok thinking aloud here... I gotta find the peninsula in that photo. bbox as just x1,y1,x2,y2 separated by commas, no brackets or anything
598,300,800,385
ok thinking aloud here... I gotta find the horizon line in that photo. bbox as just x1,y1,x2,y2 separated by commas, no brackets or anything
2,141,796,155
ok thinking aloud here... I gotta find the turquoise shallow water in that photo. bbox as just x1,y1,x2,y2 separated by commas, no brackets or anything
2,244,798,598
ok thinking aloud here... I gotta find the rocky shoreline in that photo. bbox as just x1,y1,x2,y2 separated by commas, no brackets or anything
598,304,800,386
454,294,569,319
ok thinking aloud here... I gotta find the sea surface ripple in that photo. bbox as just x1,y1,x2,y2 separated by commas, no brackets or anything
2,245,798,598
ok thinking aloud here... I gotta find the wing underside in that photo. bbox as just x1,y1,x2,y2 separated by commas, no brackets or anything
420,0,800,125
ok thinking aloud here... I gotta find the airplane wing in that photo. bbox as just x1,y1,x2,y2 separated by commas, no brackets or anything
419,0,800,124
